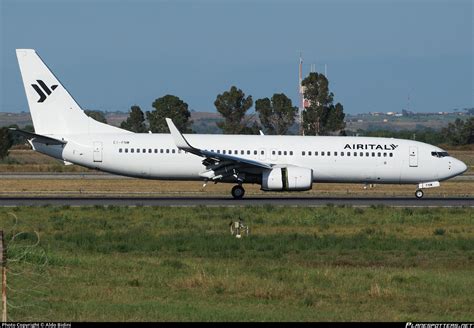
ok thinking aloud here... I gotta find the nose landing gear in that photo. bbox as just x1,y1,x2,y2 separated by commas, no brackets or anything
414,181,440,199
231,185,245,199
415,189,424,199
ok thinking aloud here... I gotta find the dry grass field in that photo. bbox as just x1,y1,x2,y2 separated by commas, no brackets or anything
1,178,472,198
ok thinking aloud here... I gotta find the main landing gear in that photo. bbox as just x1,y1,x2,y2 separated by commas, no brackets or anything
415,189,424,199
231,185,245,199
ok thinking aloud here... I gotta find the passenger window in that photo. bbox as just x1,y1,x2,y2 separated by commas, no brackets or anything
278,151,282,155
315,151,318,156
160,149,164,153
143,149,146,153
254,150,257,155
347,152,350,156
341,152,344,157
383,153,387,157
148,149,152,153
247,150,251,155
327,152,331,156
360,152,363,157
390,153,393,157
223,150,226,154
366,152,369,157
217,150,221,154
125,148,128,153
308,151,312,156
272,150,276,155
119,148,122,153
154,149,158,153
354,152,357,157
378,152,381,157
334,152,337,156
372,152,375,157
290,151,293,156
166,149,170,154
261,150,264,155
234,150,238,154
137,149,140,153
283,151,287,155
131,149,135,153
172,149,176,154
321,151,325,156
302,151,305,156
241,150,244,155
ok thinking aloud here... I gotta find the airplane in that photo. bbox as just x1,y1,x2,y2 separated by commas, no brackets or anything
12,49,468,199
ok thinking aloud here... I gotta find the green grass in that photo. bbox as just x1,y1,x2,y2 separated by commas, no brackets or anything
0,206,473,321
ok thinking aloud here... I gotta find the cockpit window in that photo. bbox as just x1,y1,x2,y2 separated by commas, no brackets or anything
431,151,449,158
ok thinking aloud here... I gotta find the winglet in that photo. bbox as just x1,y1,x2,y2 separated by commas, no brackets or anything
165,118,272,170
165,118,193,151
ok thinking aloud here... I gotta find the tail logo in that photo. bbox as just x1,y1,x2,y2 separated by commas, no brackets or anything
31,80,58,103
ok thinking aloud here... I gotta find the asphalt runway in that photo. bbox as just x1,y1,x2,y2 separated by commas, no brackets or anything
0,196,472,207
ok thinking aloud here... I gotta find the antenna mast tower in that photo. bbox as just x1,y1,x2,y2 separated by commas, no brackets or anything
298,53,304,135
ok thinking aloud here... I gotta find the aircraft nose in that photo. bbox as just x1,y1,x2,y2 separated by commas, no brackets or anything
455,159,468,175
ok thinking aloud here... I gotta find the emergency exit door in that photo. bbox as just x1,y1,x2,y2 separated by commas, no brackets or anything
409,146,418,167
93,142,103,162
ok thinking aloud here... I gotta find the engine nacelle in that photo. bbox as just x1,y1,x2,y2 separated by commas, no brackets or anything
261,166,313,191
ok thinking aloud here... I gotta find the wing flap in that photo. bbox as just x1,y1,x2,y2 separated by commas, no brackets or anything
200,150,272,169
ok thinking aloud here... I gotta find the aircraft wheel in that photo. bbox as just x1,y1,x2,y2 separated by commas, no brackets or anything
231,185,245,199
415,189,424,199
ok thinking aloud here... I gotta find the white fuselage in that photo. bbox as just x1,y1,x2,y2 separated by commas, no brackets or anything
33,133,467,185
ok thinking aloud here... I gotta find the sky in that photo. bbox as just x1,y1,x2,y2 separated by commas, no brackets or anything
1,0,473,114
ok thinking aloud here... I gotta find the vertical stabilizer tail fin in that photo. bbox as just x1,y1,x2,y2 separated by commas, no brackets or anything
16,49,128,135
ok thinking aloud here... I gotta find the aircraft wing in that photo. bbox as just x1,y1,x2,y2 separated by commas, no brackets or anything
9,128,67,145
165,118,272,170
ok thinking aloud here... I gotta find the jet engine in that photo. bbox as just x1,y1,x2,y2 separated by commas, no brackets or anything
261,166,313,191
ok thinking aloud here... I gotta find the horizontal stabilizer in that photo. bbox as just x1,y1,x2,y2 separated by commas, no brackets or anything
9,128,67,145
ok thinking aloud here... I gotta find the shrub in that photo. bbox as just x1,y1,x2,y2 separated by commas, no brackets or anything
434,228,446,236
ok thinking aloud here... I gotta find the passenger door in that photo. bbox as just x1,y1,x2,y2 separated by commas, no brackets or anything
409,146,418,167
93,141,103,162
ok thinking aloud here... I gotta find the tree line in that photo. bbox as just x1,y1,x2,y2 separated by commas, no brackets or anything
351,117,473,147
116,72,345,136
1,71,473,160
